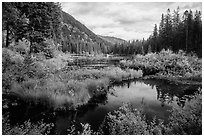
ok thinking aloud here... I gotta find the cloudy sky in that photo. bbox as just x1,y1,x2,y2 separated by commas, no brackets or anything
62,2,202,40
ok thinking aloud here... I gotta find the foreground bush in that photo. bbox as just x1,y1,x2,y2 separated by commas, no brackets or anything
167,89,202,134
2,114,53,135
102,103,165,135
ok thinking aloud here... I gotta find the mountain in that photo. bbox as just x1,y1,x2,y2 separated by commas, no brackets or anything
61,11,112,54
98,35,126,45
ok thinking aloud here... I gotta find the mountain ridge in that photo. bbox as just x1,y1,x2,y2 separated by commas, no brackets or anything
60,10,113,53
98,35,126,45
61,11,113,45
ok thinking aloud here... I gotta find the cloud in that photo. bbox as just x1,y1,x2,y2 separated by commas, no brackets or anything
180,2,202,11
62,2,202,40
116,18,136,25
62,2,108,16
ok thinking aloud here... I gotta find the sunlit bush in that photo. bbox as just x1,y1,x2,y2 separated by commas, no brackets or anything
103,103,167,135
120,49,202,78
2,48,24,72
105,103,150,135
167,89,202,135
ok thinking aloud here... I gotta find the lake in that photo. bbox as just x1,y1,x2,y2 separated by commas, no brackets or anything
4,78,199,134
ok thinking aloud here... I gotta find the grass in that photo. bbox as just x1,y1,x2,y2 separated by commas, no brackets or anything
9,67,142,109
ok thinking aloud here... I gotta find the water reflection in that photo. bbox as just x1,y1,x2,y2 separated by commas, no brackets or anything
3,79,200,134
140,79,199,107
107,79,199,124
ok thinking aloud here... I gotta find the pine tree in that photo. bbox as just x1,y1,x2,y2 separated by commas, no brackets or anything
159,13,165,50
193,10,202,57
14,2,62,53
49,2,62,44
164,9,173,50
2,2,20,47
172,7,181,52
152,24,158,52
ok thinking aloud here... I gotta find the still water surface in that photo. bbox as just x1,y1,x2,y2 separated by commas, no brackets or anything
6,79,199,134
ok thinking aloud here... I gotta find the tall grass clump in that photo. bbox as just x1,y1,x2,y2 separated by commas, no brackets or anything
10,77,92,109
101,67,142,82
85,78,110,97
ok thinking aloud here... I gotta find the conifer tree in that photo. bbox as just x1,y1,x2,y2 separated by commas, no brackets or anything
2,2,20,47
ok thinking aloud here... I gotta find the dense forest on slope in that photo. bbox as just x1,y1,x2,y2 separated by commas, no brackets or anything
2,2,112,55
61,11,112,54
111,7,202,57
98,35,127,45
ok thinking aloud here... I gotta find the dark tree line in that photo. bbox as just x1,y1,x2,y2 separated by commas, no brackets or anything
111,7,202,57
150,7,202,57
110,40,144,55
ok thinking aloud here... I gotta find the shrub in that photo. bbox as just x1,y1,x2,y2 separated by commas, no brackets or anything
102,103,167,135
67,123,98,135
2,113,54,135
167,89,202,135
31,39,57,58
2,48,24,72
85,78,109,96
105,103,150,135
120,49,202,78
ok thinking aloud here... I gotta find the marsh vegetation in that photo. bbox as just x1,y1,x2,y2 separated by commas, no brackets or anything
2,2,202,135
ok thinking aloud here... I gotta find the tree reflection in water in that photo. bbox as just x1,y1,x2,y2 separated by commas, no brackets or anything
4,79,200,134
140,79,200,107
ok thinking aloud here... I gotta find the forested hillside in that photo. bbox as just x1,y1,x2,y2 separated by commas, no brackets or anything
98,35,126,45
61,11,112,54
2,2,112,55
